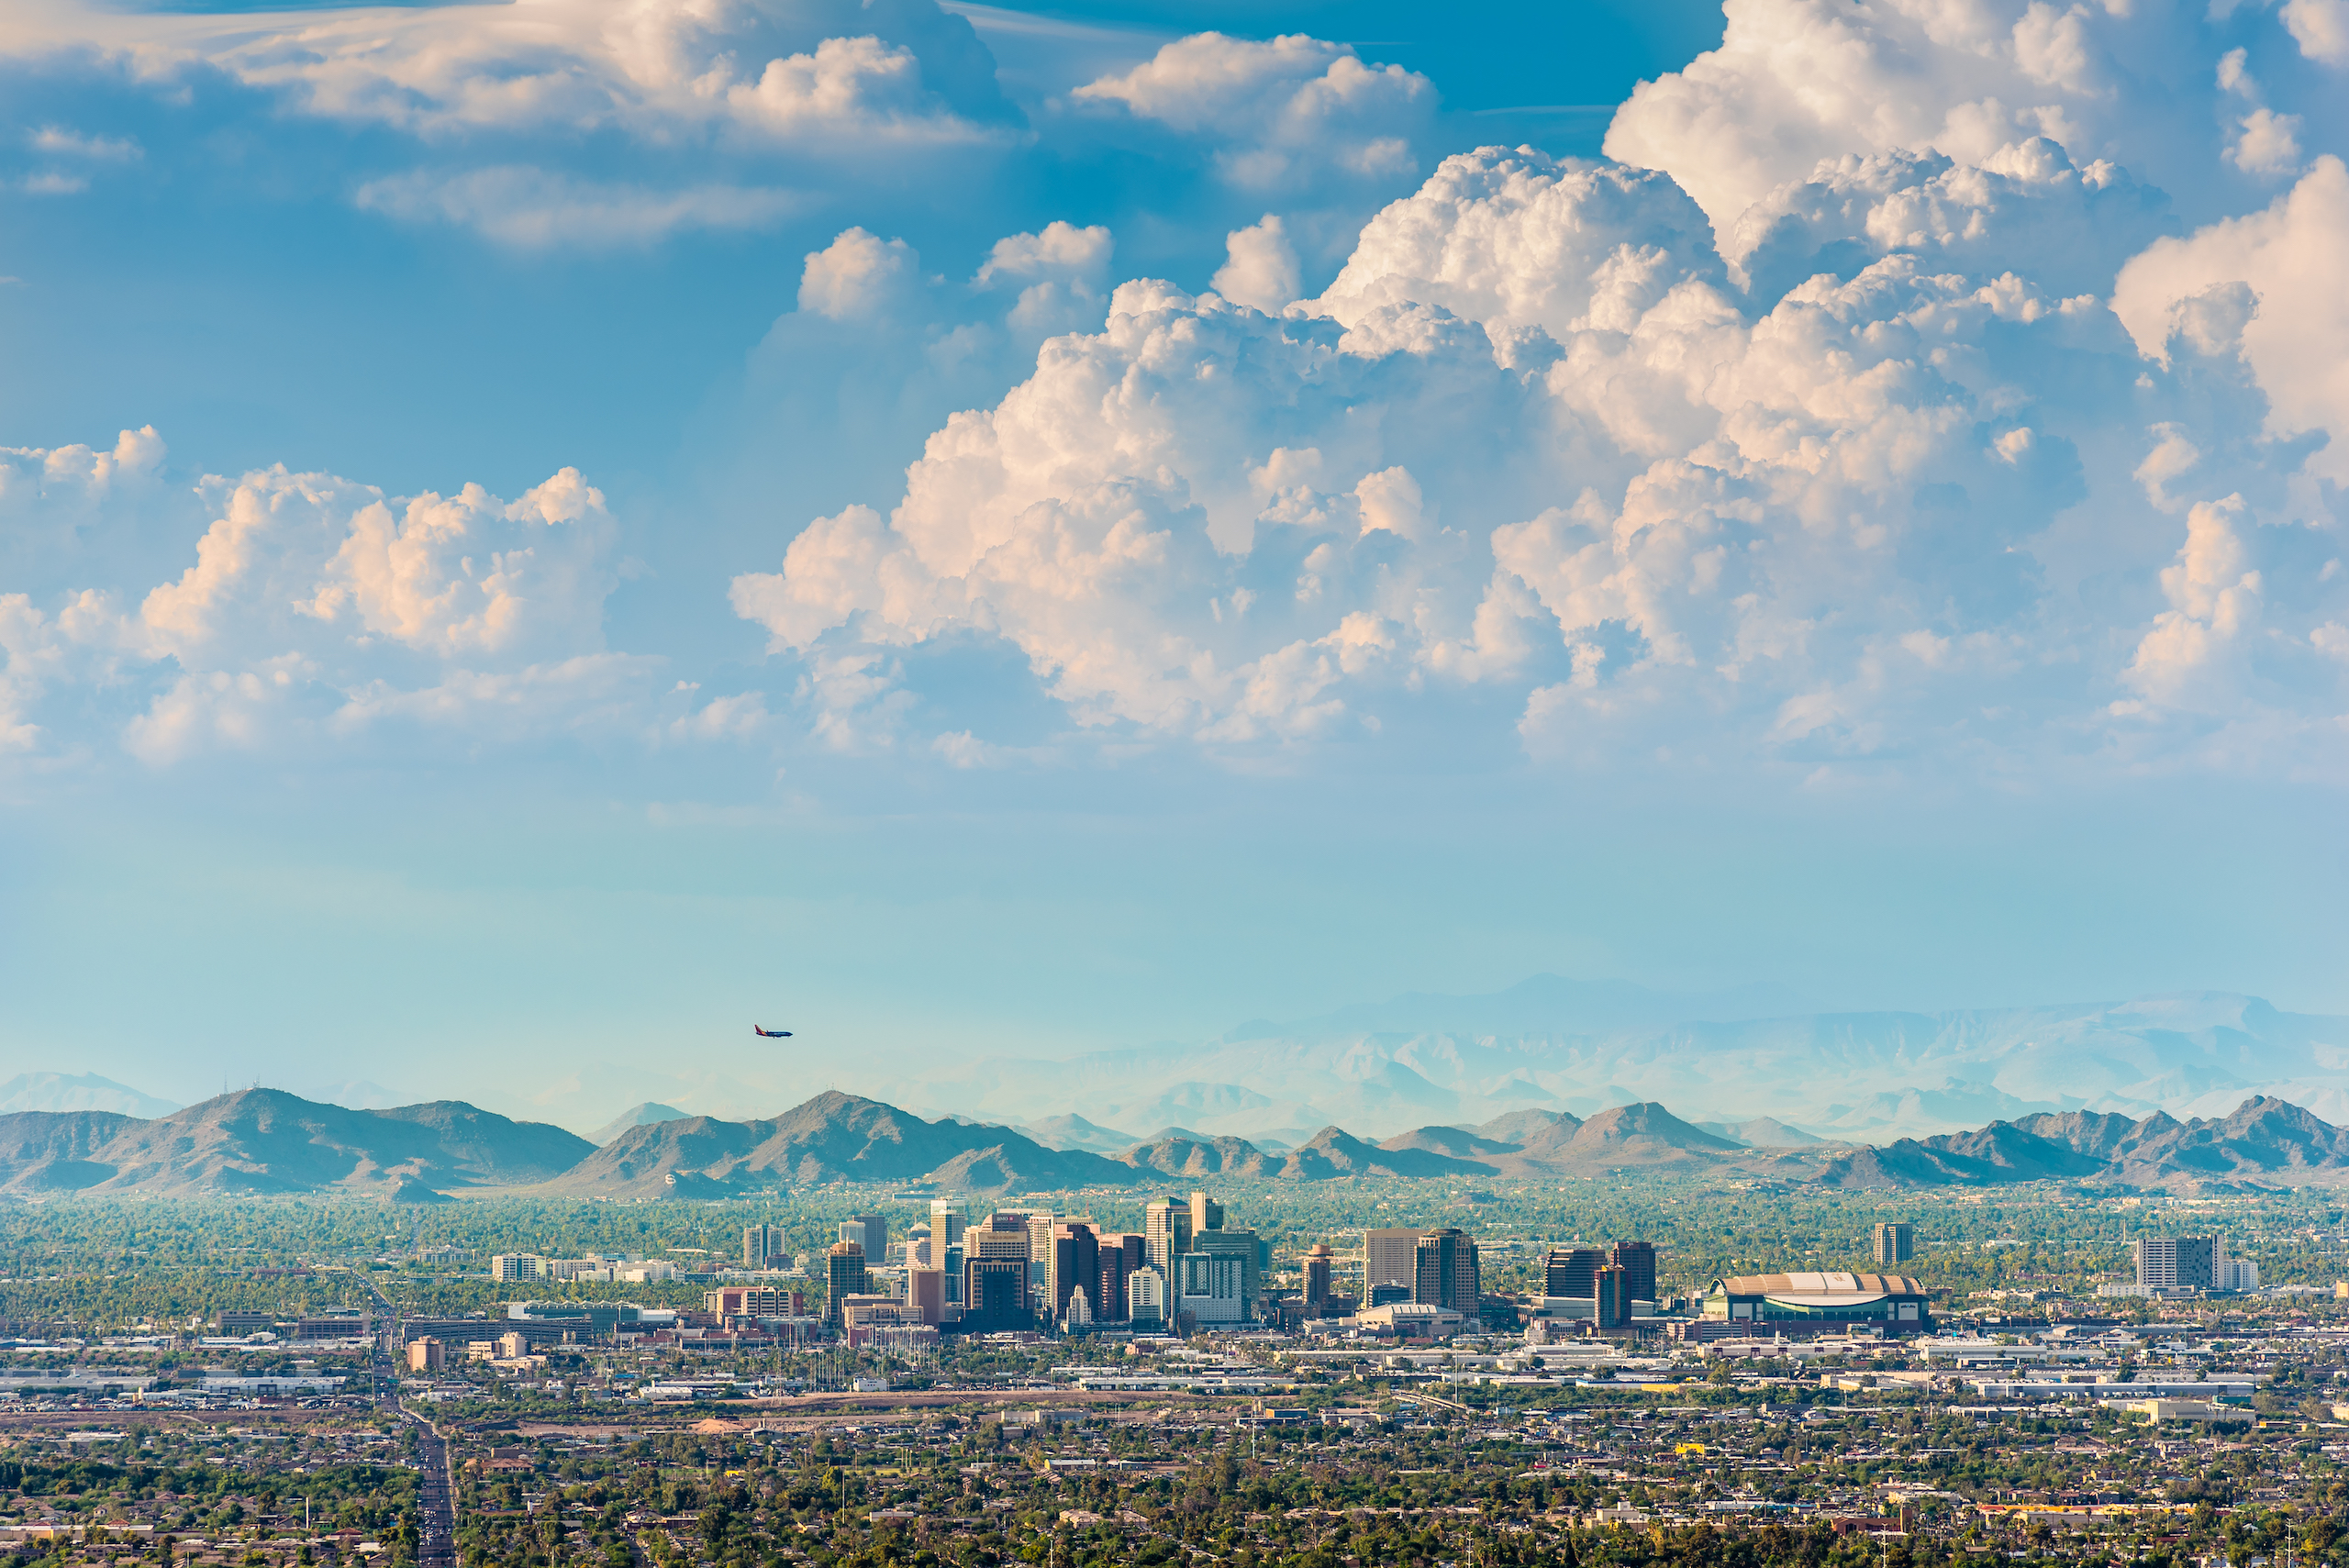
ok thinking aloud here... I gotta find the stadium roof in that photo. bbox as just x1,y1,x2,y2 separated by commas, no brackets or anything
1711,1272,1925,1297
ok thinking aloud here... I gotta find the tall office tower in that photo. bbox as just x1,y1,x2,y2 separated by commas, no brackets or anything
1413,1228,1479,1313
1190,1192,1225,1234
823,1241,869,1327
1304,1243,1334,1308
1094,1233,1143,1321
1144,1198,1194,1273
1608,1240,1658,1303
963,1254,1028,1331
1128,1264,1167,1328
1365,1229,1430,1296
1097,1242,1131,1322
1543,1246,1605,1298
930,1200,967,1307
838,1214,888,1260
2136,1235,2221,1291
1594,1265,1628,1329
742,1224,784,1270
1050,1223,1099,1320
963,1213,1034,1331
1872,1223,1914,1265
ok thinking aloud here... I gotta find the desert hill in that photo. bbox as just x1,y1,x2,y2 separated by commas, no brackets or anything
546,1092,1130,1197
1276,1126,1492,1179
1116,1133,1282,1179
0,1089,590,1198
1802,1095,2349,1191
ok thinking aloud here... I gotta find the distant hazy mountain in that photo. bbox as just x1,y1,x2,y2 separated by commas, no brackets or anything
879,984,2349,1141
1472,1108,1581,1145
1017,1113,1143,1154
1249,973,1827,1038
0,1073,177,1118
589,1102,691,1145
1380,1125,1521,1161
1700,1117,1827,1148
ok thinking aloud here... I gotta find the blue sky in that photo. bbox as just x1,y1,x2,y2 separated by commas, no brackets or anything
2,0,2346,1130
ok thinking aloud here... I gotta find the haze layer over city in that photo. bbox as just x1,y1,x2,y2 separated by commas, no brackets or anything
5,0,2349,1566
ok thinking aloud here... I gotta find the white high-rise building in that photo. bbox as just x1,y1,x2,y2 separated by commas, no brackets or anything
1176,1251,1246,1324
1128,1265,1167,1328
2134,1234,2233,1293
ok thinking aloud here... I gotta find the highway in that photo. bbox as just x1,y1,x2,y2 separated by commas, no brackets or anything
364,1279,455,1568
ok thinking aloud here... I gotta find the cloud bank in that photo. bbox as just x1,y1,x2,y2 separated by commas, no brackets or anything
736,98,2349,770
3,0,2346,787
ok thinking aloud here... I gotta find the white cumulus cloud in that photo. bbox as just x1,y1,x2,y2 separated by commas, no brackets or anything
2113,158,2349,482
1600,0,2310,239
0,434,743,767
1074,32,1433,195
1212,215,1301,313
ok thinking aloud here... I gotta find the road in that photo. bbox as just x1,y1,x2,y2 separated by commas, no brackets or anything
364,1278,455,1568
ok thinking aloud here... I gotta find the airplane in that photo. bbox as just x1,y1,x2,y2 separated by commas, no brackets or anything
753,1025,794,1038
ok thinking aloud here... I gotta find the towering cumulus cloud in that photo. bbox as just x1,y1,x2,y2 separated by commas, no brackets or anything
737,2,2349,773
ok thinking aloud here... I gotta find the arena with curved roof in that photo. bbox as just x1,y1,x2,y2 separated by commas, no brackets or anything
1702,1271,1932,1334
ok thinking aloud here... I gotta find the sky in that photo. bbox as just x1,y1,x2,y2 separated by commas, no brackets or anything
1,0,2346,1132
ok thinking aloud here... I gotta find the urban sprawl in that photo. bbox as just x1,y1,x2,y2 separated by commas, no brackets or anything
3,1185,2349,1568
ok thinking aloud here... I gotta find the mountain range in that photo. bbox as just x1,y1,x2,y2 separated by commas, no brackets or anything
0,1084,2345,1198
0,1090,592,1199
